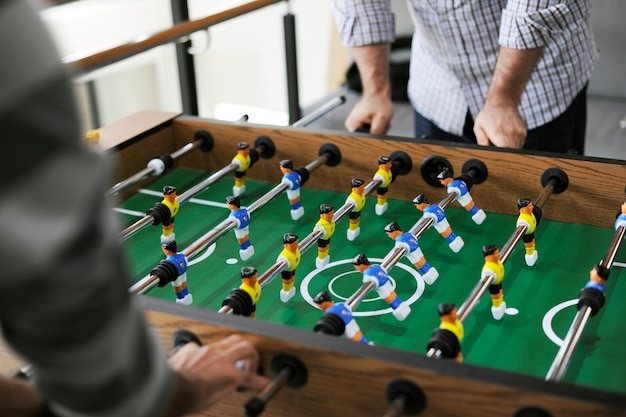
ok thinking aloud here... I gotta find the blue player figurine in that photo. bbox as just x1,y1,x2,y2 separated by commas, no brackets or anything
585,263,610,294
226,195,255,260
352,253,411,321
279,160,304,220
413,194,464,253
437,168,486,224
615,201,626,230
159,240,193,305
384,221,439,284
313,291,372,345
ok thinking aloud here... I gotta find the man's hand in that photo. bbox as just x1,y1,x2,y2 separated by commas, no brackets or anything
165,334,268,416
346,94,394,135
474,98,526,148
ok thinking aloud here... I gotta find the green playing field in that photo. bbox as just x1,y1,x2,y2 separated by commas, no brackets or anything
115,167,626,395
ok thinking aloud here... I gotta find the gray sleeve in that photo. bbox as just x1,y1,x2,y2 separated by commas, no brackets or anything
0,1,175,416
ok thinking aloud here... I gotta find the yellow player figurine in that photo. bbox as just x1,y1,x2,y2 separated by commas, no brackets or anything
438,303,464,362
277,233,301,302
238,266,261,318
516,198,541,266
158,185,179,244
313,204,335,269
232,142,251,196
346,178,366,241
482,244,507,320
221,266,261,318
373,156,393,215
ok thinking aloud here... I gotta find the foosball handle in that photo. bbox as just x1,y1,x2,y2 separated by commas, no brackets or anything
383,378,427,416
243,353,308,417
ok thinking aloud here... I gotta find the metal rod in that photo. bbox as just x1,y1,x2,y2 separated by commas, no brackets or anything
291,96,346,128
498,226,527,264
346,282,376,311
545,307,593,381
457,276,494,323
382,395,408,417
602,226,626,267
245,367,290,412
109,141,200,197
533,180,555,211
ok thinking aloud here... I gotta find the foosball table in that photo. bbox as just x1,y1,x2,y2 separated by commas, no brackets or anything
4,110,626,417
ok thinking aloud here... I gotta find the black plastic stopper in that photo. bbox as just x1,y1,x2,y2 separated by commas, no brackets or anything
194,129,214,152
420,155,453,187
319,142,342,167
540,167,569,194
254,135,276,159
384,378,427,415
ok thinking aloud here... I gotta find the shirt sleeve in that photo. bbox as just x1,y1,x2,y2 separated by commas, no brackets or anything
499,0,577,49
0,2,175,416
331,0,396,46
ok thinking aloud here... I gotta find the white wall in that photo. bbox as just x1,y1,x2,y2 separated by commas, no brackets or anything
39,0,336,128
37,0,625,131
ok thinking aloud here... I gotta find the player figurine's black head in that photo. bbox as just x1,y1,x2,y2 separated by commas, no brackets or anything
436,168,452,180
226,195,241,208
438,303,456,316
283,233,298,244
594,263,610,281
319,203,334,214
313,291,333,305
378,156,391,165
163,185,177,195
352,253,370,266
280,159,293,169
517,198,532,209
351,178,365,188
384,221,402,233
413,194,429,205
482,244,499,257
237,142,250,150
241,266,257,278
162,240,177,253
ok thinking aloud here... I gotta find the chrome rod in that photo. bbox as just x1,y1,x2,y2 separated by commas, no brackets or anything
291,96,346,128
